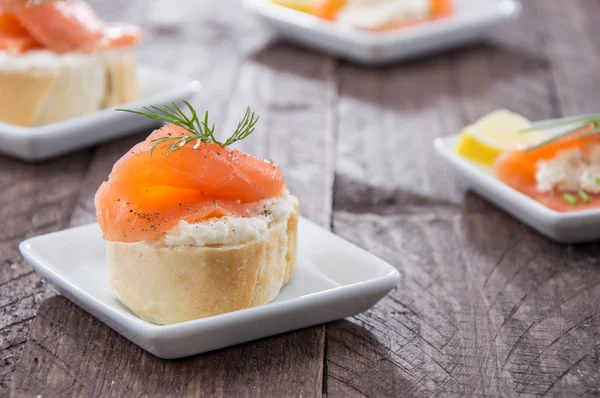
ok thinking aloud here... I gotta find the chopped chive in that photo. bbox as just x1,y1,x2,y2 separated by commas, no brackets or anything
563,193,578,205
596,177,600,185
520,116,599,133
578,189,591,203
524,123,597,153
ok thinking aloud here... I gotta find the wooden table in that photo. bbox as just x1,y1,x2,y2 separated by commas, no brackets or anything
2,0,600,396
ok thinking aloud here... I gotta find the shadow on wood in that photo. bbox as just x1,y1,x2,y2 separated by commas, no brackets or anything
332,206,600,396
332,174,496,217
10,296,324,397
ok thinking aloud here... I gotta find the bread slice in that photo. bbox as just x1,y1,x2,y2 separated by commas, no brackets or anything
107,198,299,325
0,49,138,126
102,49,138,108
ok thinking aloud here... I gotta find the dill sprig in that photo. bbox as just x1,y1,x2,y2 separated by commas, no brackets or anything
117,102,259,155
521,115,600,152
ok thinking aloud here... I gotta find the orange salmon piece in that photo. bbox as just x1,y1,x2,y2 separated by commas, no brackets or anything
101,23,141,48
314,0,345,20
495,124,600,196
0,12,27,35
95,124,286,242
0,12,41,52
8,1,140,53
10,1,104,52
431,0,454,18
319,0,454,32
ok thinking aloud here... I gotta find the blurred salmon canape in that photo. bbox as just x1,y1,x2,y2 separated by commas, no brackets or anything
274,0,454,31
0,0,141,126
95,103,300,325
455,110,600,212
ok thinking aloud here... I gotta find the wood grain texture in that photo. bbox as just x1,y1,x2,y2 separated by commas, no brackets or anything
0,1,146,394
0,151,92,396
327,1,600,397
6,0,335,396
330,210,600,397
12,296,324,397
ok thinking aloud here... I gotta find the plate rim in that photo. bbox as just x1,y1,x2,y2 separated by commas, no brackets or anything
19,217,401,337
245,0,521,46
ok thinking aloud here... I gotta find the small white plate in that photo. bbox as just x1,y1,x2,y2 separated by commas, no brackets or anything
244,0,521,64
20,218,400,359
434,135,600,243
0,66,200,161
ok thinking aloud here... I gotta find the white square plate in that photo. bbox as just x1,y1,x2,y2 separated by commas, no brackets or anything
20,217,400,359
434,135,600,243
0,66,200,161
244,0,521,64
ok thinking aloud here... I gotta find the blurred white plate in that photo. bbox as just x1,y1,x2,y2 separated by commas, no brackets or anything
20,217,400,359
0,66,200,161
244,0,521,64
434,133,600,243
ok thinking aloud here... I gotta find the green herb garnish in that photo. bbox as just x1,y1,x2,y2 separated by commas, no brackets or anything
595,177,600,185
578,189,591,203
520,115,600,153
117,102,259,156
563,193,578,205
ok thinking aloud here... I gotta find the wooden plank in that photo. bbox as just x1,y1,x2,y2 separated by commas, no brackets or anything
0,0,144,393
327,0,600,396
333,5,555,209
12,296,325,397
0,151,92,396
10,1,336,396
330,211,600,397
532,0,600,116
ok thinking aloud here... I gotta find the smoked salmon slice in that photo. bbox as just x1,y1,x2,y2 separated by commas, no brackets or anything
533,193,600,212
0,12,41,52
495,124,599,196
0,0,140,53
313,0,345,21
95,124,286,243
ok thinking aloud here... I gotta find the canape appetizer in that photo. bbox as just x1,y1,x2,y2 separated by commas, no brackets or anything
273,0,454,31
456,110,600,212
0,0,140,126
95,103,299,325
496,119,600,211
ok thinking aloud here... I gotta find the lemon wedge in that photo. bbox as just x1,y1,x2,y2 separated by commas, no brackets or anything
271,0,315,13
455,109,546,166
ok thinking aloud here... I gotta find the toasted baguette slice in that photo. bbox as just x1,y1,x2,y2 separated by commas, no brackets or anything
102,49,138,108
0,49,138,127
107,197,299,325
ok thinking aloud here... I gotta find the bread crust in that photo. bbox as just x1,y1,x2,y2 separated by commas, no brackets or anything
102,49,138,107
107,197,299,325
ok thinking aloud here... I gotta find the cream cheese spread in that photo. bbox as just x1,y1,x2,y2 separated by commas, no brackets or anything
161,194,297,247
536,146,600,193
337,0,430,30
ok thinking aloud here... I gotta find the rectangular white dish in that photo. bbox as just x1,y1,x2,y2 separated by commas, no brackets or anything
0,66,200,161
244,0,521,64
434,134,600,243
20,217,400,359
